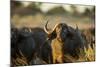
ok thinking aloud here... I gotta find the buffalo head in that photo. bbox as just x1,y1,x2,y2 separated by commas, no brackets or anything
44,21,78,42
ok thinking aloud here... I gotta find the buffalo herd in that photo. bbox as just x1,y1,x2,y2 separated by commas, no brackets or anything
11,21,93,66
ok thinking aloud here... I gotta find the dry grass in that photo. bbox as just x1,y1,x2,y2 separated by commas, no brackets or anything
11,14,94,29
11,44,95,66
63,44,95,63
84,44,95,61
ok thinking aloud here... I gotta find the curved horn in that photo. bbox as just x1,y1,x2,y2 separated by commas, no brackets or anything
44,20,51,34
52,23,59,32
44,20,60,34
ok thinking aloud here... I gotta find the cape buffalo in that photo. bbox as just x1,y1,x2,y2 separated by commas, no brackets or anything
11,27,52,65
11,29,36,64
44,21,86,63
20,27,52,63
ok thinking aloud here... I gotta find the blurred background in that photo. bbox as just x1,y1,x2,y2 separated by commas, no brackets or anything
11,1,95,30
11,1,95,64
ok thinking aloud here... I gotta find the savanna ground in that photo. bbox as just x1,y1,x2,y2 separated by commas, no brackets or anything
11,1,95,66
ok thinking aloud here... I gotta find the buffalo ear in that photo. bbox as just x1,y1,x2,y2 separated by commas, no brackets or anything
47,30,57,40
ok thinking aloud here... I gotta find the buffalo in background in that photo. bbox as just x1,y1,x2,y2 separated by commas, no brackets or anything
11,27,52,66
11,28,36,65
21,27,53,64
